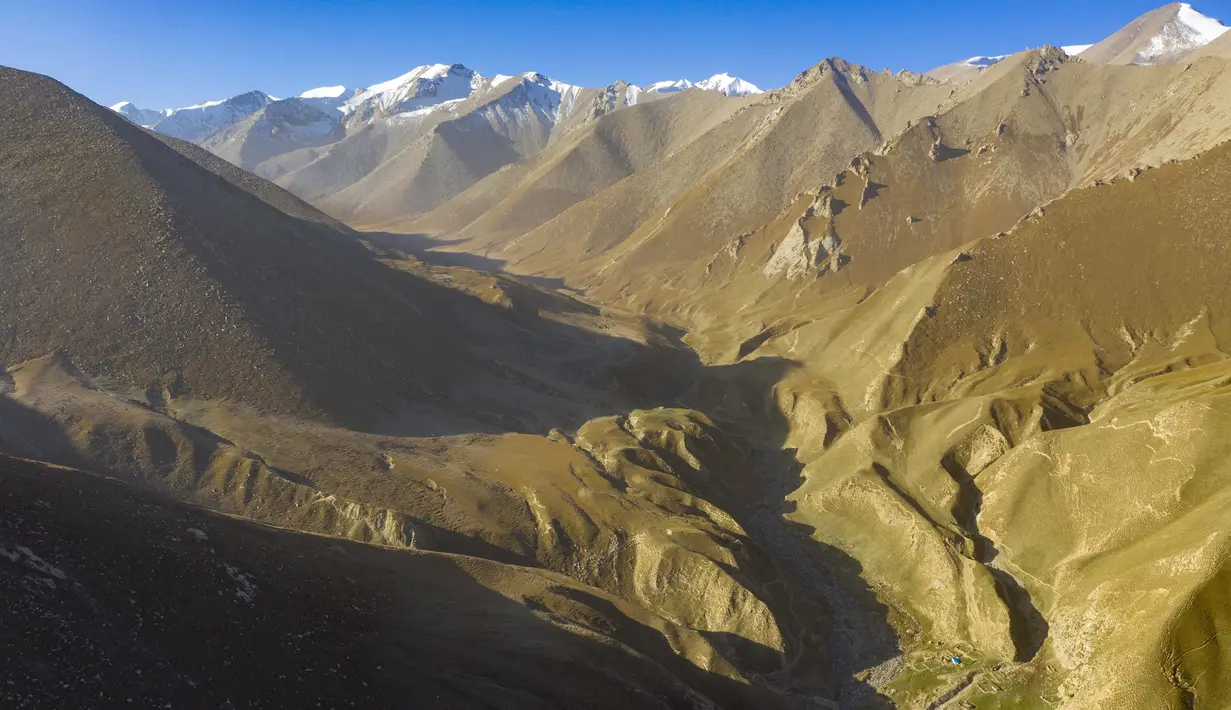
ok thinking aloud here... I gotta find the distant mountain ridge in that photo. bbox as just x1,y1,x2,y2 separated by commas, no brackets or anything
644,73,763,96
110,64,762,144
107,63,762,219
1082,1,1229,65
103,2,1231,232
109,4,1229,140
927,2,1227,82
112,90,276,142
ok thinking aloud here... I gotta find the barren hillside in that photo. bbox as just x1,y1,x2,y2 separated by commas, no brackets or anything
10,3,1231,707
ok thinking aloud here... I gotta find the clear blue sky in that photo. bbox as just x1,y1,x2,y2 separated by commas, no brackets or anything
3,0,1229,109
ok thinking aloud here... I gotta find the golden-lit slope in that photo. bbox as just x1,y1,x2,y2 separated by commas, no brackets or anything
422,48,1231,332
400,88,746,240
259,75,652,224
346,45,1231,708
679,124,1231,709
420,60,952,303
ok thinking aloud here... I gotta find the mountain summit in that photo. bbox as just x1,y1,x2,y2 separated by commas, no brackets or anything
645,74,762,96
111,63,763,225
697,73,762,96
1083,1,1229,64
111,66,761,140
112,91,275,141
927,2,1228,81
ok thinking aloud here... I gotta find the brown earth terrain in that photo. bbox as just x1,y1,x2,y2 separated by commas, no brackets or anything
9,4,1231,708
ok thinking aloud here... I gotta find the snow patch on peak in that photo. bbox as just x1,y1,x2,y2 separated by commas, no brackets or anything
697,73,762,96
961,55,1009,68
108,101,169,128
644,74,762,96
360,65,454,99
389,97,466,125
298,86,350,113
513,73,580,103
1135,3,1228,64
489,73,585,122
300,85,347,99
1061,44,1093,56
1178,3,1228,41
345,63,480,120
420,63,457,80
110,92,272,140
178,98,227,111
646,79,694,93
549,78,579,95
153,91,275,141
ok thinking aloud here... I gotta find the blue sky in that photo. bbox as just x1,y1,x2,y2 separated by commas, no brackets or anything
3,0,1229,109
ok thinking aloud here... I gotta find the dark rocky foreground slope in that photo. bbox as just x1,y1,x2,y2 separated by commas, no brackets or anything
0,454,801,709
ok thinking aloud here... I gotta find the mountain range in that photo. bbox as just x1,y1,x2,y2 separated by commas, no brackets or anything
7,1,1231,708
105,2,1231,230
929,1,1226,80
110,65,763,221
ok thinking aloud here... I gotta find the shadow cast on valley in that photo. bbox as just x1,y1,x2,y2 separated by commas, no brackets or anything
0,455,812,709
2,177,905,705
250,220,904,704
364,231,582,293
942,452,1049,662
679,358,900,707
2,339,903,707
148,184,701,438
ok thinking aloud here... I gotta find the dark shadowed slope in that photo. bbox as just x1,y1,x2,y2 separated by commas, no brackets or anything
0,66,461,427
0,454,802,709
0,66,686,436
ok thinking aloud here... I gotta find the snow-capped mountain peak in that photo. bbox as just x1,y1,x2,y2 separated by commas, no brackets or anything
520,72,581,100
1075,2,1229,66
646,79,695,93
926,4,1229,81
643,74,762,96
109,64,768,149
961,55,1010,68
109,101,168,127
297,85,351,113
1135,2,1229,64
156,90,275,141
300,85,347,99
108,91,274,140
696,73,763,96
1061,44,1093,56
344,63,482,121
470,71,587,127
